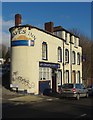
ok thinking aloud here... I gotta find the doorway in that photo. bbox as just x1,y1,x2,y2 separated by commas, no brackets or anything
52,69,57,92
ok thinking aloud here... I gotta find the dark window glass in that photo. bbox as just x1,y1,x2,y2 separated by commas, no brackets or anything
65,49,69,63
58,47,62,62
42,42,48,60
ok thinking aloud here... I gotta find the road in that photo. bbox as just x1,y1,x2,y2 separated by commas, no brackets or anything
2,95,93,119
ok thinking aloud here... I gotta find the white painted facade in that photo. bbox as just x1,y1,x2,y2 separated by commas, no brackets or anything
9,20,82,95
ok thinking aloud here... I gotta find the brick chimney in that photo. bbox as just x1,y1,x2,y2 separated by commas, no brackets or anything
53,26,62,32
44,22,54,33
15,14,22,26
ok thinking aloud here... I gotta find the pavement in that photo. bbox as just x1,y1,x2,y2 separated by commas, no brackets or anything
1,85,59,103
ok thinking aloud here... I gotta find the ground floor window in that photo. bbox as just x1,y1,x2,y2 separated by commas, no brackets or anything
77,71,80,83
72,70,76,83
39,67,51,80
57,70,62,86
65,70,69,83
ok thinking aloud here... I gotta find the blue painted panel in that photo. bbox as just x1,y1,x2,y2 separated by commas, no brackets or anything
12,40,28,46
39,81,50,94
11,40,34,46
39,62,60,69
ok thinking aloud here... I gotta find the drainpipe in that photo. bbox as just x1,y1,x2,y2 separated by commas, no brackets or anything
70,36,72,83
63,38,65,84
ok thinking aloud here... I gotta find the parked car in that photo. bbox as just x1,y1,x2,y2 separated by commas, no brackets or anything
87,85,93,96
59,83,89,100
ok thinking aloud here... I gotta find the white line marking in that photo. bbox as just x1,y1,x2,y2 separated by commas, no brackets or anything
80,114,87,117
46,98,53,101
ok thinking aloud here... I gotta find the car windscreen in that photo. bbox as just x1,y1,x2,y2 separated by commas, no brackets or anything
62,84,73,88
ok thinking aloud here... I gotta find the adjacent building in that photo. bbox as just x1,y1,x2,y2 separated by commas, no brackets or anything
9,14,82,94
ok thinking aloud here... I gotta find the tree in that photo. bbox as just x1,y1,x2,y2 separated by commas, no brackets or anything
0,44,7,59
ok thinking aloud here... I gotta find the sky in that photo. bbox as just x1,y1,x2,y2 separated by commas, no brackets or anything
1,1,91,48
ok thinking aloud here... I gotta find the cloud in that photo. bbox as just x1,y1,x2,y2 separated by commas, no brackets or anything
0,16,14,47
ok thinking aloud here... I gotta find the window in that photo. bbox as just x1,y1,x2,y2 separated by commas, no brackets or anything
72,71,76,83
57,70,62,85
39,67,51,80
77,53,80,65
58,47,62,62
77,71,80,83
72,51,76,64
42,42,48,60
65,70,69,83
65,49,69,63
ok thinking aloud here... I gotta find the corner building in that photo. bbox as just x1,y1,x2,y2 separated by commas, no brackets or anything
9,14,82,94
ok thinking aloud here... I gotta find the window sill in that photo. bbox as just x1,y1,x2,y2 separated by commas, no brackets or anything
42,58,48,61
58,60,62,63
74,46,78,48
65,42,69,45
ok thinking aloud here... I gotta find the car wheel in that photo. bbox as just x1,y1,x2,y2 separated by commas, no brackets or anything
86,93,89,98
76,94,80,100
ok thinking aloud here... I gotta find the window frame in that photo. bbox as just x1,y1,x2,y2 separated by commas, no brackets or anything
58,47,62,62
57,70,62,86
42,42,48,60
72,51,76,64
77,71,80,83
65,70,69,83
39,67,51,80
65,49,69,63
77,53,80,65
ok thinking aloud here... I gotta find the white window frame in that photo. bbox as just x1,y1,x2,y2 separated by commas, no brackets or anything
58,47,62,62
42,42,48,60
65,70,69,83
77,71,80,83
65,49,69,63
77,53,80,65
57,70,62,86
39,67,51,80
72,51,76,64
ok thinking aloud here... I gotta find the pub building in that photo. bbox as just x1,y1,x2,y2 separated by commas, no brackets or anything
9,14,82,94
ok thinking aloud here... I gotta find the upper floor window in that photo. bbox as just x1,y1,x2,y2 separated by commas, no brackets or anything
42,42,48,60
77,53,80,65
65,49,69,63
58,47,62,62
72,51,76,64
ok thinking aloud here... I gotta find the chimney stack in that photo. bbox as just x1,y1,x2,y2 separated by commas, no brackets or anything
44,22,54,33
53,26,62,32
15,14,22,26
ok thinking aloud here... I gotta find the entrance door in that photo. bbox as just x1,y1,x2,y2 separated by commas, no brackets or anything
52,69,57,92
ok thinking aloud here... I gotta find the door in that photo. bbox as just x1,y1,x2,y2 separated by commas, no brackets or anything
39,81,50,94
52,69,57,92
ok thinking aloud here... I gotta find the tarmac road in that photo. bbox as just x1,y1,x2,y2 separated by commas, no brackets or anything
2,93,93,119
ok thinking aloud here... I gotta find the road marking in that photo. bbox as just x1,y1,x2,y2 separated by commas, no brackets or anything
46,98,53,101
80,114,87,117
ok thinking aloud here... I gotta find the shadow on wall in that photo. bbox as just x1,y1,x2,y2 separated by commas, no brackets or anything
2,71,10,90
